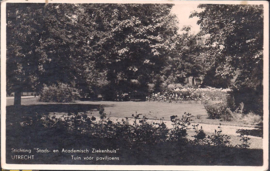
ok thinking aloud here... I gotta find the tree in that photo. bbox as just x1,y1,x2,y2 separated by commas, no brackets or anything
35,4,102,97
7,3,45,105
86,4,180,99
161,27,212,86
7,4,95,104
7,4,180,103
39,4,180,99
191,4,263,113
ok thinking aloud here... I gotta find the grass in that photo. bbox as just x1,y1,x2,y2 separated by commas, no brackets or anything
5,97,263,165
6,97,258,127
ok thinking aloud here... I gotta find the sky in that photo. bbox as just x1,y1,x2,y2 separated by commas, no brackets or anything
170,4,204,34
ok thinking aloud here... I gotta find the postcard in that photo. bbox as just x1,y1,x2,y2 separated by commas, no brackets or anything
1,0,269,170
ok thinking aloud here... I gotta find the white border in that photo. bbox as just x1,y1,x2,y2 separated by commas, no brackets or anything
1,1,269,170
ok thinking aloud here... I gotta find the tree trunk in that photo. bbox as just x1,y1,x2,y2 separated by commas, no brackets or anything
226,108,238,120
14,90,22,106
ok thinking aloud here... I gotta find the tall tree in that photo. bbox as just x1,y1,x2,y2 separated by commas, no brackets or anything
162,28,212,86
7,3,45,105
191,4,263,113
86,4,180,99
7,4,180,103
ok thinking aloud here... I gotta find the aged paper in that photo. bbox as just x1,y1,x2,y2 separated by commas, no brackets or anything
1,0,269,170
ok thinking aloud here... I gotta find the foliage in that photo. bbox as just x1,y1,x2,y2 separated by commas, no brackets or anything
8,108,263,165
7,4,181,104
236,133,251,149
204,102,228,119
161,28,212,86
79,4,180,99
7,4,43,91
168,113,192,143
241,111,262,125
206,125,232,147
19,110,193,147
191,4,263,114
230,87,263,115
192,124,231,147
202,66,232,88
39,83,80,102
192,124,206,140
24,110,257,150
148,87,230,102
6,4,47,105
8,105,261,166
192,88,229,101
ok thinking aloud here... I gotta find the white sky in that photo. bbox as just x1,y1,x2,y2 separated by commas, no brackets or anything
170,4,204,34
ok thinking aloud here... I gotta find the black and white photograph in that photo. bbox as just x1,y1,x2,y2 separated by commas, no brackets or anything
1,0,268,170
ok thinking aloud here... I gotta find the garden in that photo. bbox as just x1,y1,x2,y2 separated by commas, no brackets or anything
5,3,264,167
6,88,263,165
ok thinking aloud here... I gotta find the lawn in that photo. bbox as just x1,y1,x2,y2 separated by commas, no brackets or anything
6,96,258,127
5,96,263,165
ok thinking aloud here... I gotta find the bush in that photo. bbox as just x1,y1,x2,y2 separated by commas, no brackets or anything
205,126,231,147
39,83,80,102
204,102,227,119
230,87,263,115
20,110,192,147
15,108,258,155
241,112,262,125
192,124,232,147
168,113,192,144
193,124,206,140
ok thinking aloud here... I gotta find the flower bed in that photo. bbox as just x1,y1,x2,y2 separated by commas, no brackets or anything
148,87,231,102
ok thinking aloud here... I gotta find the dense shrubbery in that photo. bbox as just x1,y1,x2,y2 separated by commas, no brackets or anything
39,83,80,102
7,104,261,165
18,108,252,149
37,109,191,147
230,87,263,116
7,104,262,165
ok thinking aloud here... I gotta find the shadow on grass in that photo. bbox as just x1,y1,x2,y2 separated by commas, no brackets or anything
5,105,263,166
236,129,263,137
6,103,113,118
236,122,263,138
6,104,115,129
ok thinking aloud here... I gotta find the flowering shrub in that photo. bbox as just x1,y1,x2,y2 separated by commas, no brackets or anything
39,83,80,102
148,87,230,102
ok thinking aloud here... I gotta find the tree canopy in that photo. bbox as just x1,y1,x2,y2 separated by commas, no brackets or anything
191,4,263,90
191,4,263,113
7,3,46,104
7,3,180,103
7,3,264,111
